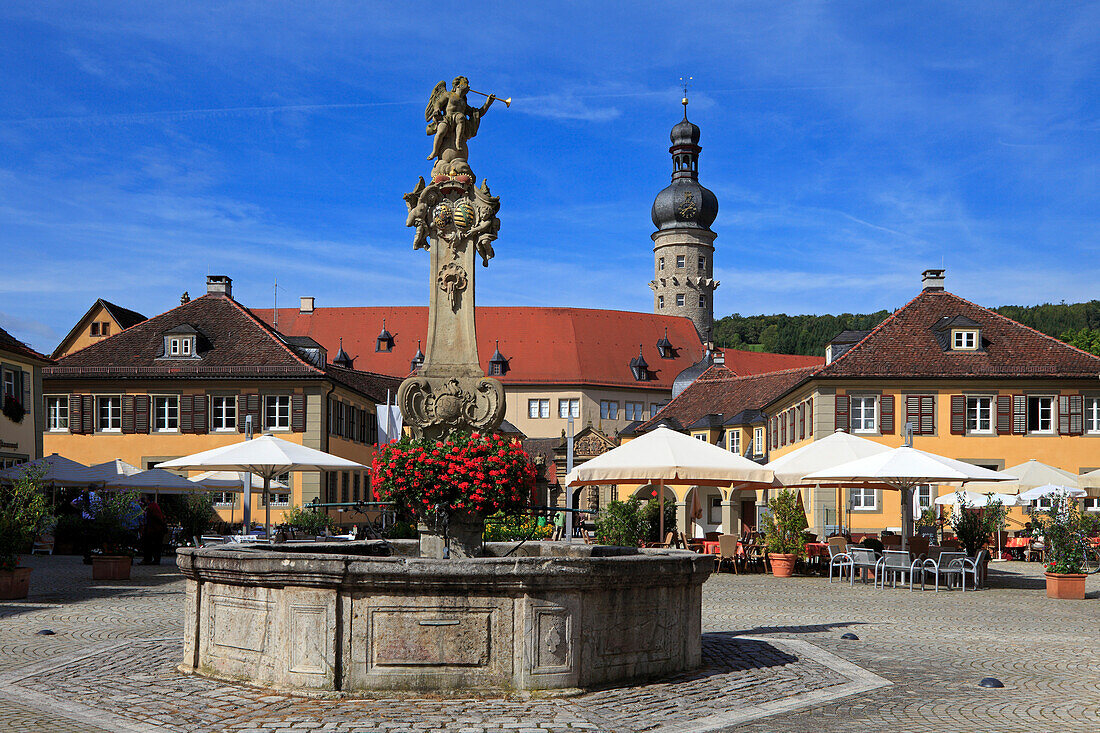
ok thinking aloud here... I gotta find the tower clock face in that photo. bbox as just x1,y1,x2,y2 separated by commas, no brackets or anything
677,191,698,220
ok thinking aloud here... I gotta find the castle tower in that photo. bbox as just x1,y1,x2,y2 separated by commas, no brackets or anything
649,94,719,343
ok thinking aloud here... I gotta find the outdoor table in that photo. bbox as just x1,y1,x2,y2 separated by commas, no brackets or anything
1005,536,1029,560
804,542,829,572
699,540,721,555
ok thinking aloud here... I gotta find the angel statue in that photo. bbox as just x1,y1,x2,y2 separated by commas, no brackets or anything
425,76,498,161
403,176,442,251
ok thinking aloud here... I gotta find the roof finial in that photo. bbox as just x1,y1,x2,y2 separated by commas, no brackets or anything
680,75,692,118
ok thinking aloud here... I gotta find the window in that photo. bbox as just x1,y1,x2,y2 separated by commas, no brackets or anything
211,396,236,431
915,485,934,517
728,430,741,454
353,473,361,502
657,295,664,309
489,361,503,376
1085,398,1100,434
851,488,877,510
97,396,121,431
46,396,68,431
558,398,579,419
650,401,667,418
850,396,877,433
694,433,706,441
698,255,705,269
90,322,100,336
966,396,993,433
341,472,349,503
154,396,179,432
212,491,236,506
181,338,192,355
2,369,17,400
1026,396,1053,433
170,338,180,356
698,294,705,308
1085,497,1100,513
264,492,290,507
675,293,685,307
265,395,291,430
624,401,644,421
658,257,665,271
753,426,764,455
600,400,619,420
101,322,110,336
676,255,685,267
528,399,549,419
952,330,977,350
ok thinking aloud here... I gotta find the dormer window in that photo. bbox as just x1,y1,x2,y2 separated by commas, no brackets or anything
160,324,201,360
952,329,978,350
630,346,650,381
488,340,509,376
656,328,675,358
411,340,425,372
376,320,395,353
169,337,193,356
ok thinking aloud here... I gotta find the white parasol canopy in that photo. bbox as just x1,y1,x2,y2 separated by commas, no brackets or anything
157,434,366,538
934,490,1017,508
84,459,143,483
0,453,93,486
805,446,1013,550
764,431,891,486
966,459,1080,494
188,470,288,492
1014,483,1087,504
1081,468,1100,490
104,468,208,493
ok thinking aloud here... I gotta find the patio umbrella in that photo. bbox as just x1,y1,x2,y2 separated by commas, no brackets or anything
966,459,1080,494
1014,483,1087,505
188,470,289,492
564,426,773,540
804,446,1012,550
156,434,366,539
934,490,1017,508
104,468,209,494
85,459,143,483
0,453,93,486
1081,468,1100,490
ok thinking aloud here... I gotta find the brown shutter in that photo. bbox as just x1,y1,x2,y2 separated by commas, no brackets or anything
82,395,95,433
905,395,919,434
919,395,935,435
880,395,895,434
950,395,966,435
1012,394,1027,435
248,394,261,432
122,395,136,434
192,395,208,434
179,395,194,433
780,418,786,446
70,393,84,434
834,394,849,432
996,394,1012,434
1058,395,1070,435
134,395,149,433
1069,394,1084,435
798,404,805,440
807,398,813,438
291,394,306,432
789,410,795,443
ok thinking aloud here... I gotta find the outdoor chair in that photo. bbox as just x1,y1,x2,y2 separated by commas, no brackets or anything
882,534,902,549
31,530,55,555
847,547,880,586
827,539,852,582
717,534,740,574
704,531,720,542
1028,542,1046,563
958,549,989,589
906,536,930,559
876,549,922,590
918,551,968,591
745,543,768,573
646,531,676,549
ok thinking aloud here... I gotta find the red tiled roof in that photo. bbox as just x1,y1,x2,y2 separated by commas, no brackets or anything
817,290,1100,379
257,306,820,390
638,364,819,432
0,324,51,364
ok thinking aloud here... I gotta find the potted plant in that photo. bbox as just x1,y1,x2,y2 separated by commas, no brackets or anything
77,490,141,580
950,493,1006,573
0,467,50,599
1030,491,1099,600
372,430,535,558
762,489,807,577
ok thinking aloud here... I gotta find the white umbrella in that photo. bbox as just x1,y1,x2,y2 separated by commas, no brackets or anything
764,431,891,486
966,459,1080,494
564,426,773,540
156,434,366,538
804,446,1013,550
1014,483,1087,505
188,470,288,492
85,459,143,483
0,453,92,486
104,468,208,494
934,490,1017,508
1082,468,1100,491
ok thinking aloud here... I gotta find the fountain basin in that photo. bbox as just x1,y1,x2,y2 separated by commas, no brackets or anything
176,541,712,692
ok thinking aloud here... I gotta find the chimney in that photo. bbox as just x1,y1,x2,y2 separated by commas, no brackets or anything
300,296,315,314
206,275,232,298
921,268,945,292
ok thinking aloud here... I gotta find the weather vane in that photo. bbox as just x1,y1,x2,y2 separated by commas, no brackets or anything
680,75,693,106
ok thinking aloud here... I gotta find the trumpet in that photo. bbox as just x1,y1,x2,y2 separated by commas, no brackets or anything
468,89,511,108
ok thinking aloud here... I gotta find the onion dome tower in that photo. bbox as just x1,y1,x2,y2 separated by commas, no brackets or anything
649,91,719,344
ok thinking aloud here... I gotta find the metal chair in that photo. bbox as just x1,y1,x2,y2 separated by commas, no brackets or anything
919,551,968,591
827,537,852,582
876,550,922,589
957,549,989,590
847,547,880,586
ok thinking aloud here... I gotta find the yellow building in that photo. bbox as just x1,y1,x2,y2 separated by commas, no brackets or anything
42,276,400,527
1,325,51,468
51,298,147,359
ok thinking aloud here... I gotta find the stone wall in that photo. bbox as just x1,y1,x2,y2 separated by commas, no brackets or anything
650,228,718,343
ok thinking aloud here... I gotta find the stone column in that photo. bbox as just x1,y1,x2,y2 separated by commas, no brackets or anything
676,500,690,540
721,497,739,537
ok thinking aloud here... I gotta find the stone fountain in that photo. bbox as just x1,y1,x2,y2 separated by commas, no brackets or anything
177,77,712,692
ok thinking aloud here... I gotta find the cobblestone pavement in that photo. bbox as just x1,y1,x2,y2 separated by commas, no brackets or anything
1,554,1097,732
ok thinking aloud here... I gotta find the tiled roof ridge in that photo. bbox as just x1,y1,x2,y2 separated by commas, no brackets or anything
99,299,147,329
325,363,404,382
951,291,1100,364
224,297,323,374
0,324,51,363
818,290,923,375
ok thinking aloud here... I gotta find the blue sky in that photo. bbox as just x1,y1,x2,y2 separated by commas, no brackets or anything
1,2,1097,353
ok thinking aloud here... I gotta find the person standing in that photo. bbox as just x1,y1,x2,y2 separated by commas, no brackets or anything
140,495,167,565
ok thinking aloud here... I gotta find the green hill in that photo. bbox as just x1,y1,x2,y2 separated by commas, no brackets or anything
714,300,1100,357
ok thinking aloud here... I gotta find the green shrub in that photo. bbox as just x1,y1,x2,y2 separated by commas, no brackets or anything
78,490,141,555
484,511,553,542
383,519,418,539
950,494,1006,557
763,489,808,557
640,496,676,543
595,498,649,547
162,492,216,541
282,504,336,535
0,467,50,570
1029,492,1100,574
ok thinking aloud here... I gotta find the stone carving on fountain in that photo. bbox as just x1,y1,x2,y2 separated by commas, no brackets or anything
398,76,506,440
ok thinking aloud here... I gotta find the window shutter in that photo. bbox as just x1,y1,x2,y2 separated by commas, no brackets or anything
21,371,29,410
134,395,149,433
834,394,849,432
807,398,813,438
179,395,194,433
780,418,786,446
1012,394,1026,435
192,395,208,434
238,395,249,433
82,395,95,433
950,395,965,435
798,404,805,441
919,395,934,435
880,395,895,434
905,395,919,434
789,410,795,443
1069,395,1084,435
248,394,261,433
1058,395,1070,435
70,393,84,434
122,395,136,434
291,394,306,432
996,395,1012,435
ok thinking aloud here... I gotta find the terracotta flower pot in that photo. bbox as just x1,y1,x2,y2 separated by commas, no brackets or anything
770,553,796,578
0,567,32,600
91,555,132,581
1045,572,1086,600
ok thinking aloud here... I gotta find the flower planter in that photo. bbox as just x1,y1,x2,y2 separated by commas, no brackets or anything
1045,572,1086,600
0,567,32,600
770,553,796,577
92,555,132,581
